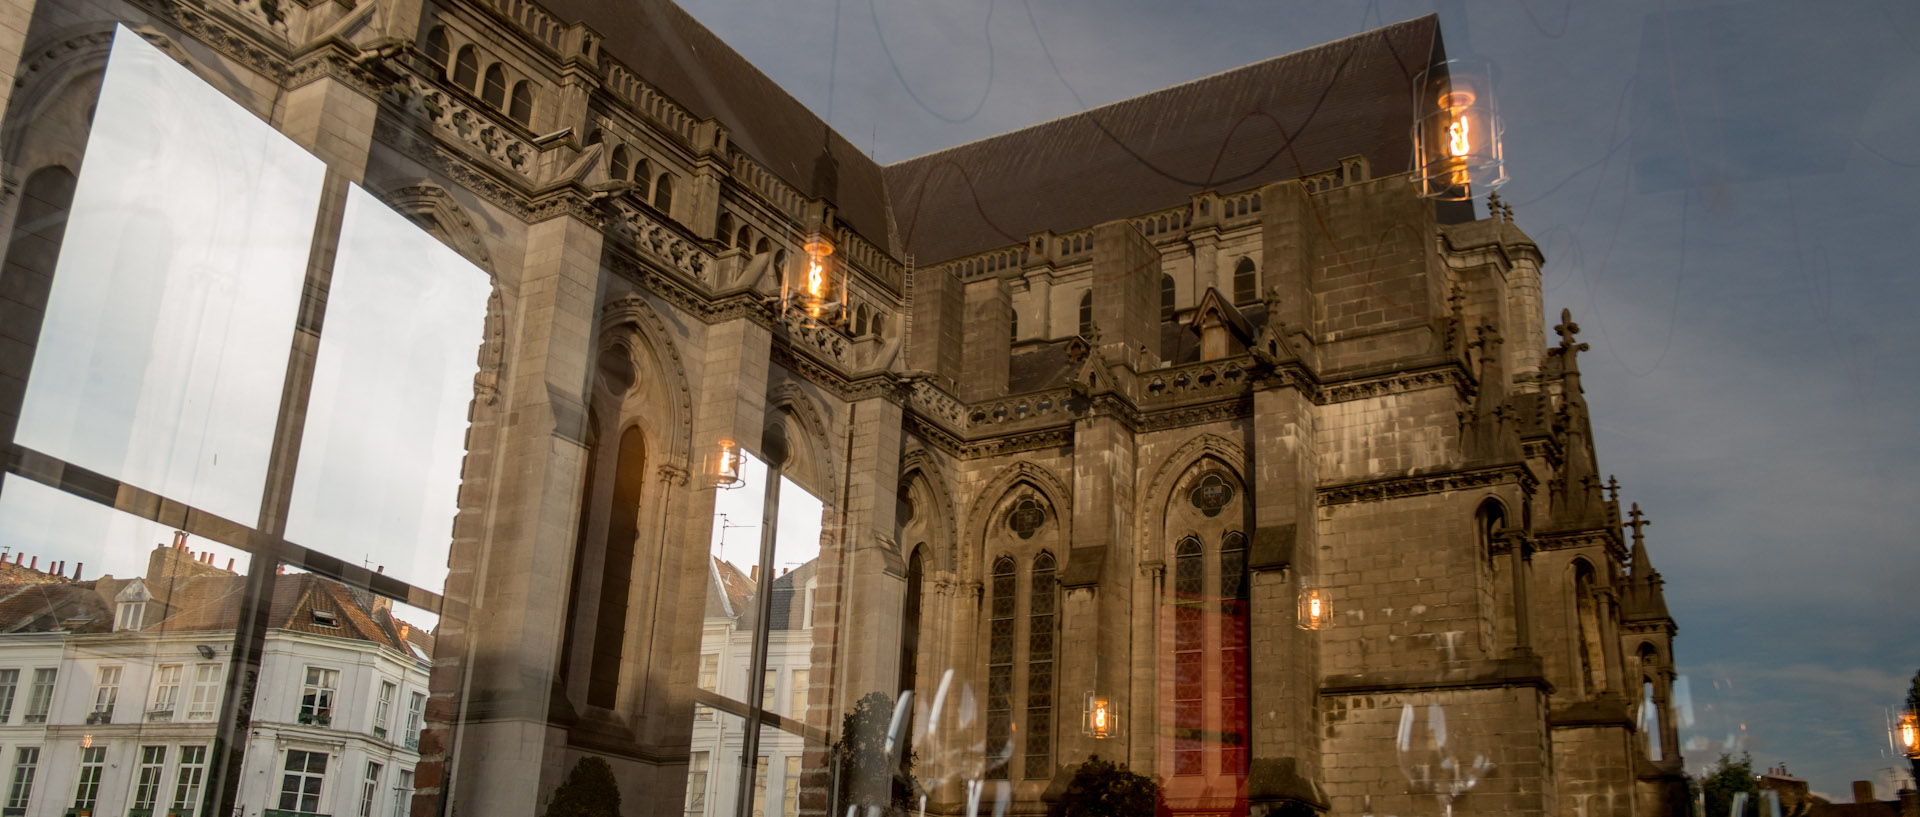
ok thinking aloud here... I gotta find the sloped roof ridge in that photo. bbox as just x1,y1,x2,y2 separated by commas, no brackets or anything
885,14,1437,169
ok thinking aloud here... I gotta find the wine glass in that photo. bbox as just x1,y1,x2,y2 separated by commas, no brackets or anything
1396,702,1493,817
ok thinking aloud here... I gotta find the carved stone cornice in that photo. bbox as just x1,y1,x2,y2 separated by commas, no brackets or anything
140,0,292,80
1534,528,1625,561
286,46,388,98
372,113,533,220
1317,463,1535,507
1317,365,1471,405
525,188,605,228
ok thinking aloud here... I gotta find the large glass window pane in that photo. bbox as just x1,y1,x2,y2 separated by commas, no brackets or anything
14,26,324,523
283,185,490,591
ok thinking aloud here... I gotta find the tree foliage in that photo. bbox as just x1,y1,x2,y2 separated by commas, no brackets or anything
832,691,918,817
1694,753,1760,817
544,756,622,817
1050,756,1166,817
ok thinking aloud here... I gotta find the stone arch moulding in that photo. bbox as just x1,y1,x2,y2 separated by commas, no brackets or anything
1137,433,1247,561
961,460,1072,583
899,446,960,575
372,180,496,272
2,24,124,203
599,292,694,474
767,380,838,504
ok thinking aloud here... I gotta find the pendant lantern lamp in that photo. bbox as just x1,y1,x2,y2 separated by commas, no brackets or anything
1413,59,1507,201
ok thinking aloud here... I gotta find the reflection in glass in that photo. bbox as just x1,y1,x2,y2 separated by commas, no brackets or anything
15,27,324,523
284,185,490,592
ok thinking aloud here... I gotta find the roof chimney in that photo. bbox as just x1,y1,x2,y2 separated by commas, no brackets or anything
29,556,36,570
173,530,188,549
1856,781,1877,804
750,565,759,582
226,558,235,572
72,563,81,581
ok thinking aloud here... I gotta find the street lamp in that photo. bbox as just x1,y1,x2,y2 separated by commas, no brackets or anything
1900,708,1920,790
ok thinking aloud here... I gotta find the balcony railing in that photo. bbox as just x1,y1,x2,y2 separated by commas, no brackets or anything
84,710,112,725
296,712,332,727
147,708,173,723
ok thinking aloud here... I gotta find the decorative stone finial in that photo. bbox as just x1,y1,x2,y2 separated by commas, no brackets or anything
1627,502,1650,545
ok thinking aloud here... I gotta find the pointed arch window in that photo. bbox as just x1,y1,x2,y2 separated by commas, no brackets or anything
424,27,450,71
653,174,675,215
1218,532,1249,775
609,146,631,183
481,64,506,108
1173,537,1204,776
900,549,924,699
1025,553,1057,779
508,80,533,124
1232,258,1256,304
1574,561,1604,696
1161,274,1177,321
1077,291,1093,337
1010,307,1020,344
986,556,1017,779
452,46,479,91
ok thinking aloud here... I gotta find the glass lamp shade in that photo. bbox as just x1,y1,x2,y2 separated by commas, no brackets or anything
1900,711,1919,757
1413,59,1507,201
1085,693,1113,739
1297,578,1329,630
712,439,744,489
783,231,845,328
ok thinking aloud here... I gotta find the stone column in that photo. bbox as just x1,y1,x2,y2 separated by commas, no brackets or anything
1246,384,1323,810
1060,408,1137,770
449,199,606,816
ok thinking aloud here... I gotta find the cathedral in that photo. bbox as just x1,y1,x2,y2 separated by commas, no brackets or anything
0,0,1687,816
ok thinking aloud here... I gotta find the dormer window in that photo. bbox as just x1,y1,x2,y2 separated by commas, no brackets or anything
115,600,145,632
311,609,339,627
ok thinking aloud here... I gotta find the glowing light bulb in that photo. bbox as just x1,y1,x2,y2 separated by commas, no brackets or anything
714,439,743,488
1901,713,1918,754
1448,116,1471,157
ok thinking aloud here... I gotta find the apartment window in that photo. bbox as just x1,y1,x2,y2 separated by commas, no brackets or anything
172,746,208,814
151,664,182,720
404,692,425,748
684,752,708,817
761,669,777,710
23,669,54,723
750,757,768,817
5,747,36,814
279,750,329,813
359,761,384,817
132,746,167,812
782,756,800,817
187,664,221,721
0,669,17,724
789,669,808,722
72,745,106,810
115,600,145,631
91,665,121,722
395,769,415,817
375,681,396,738
300,666,338,725
696,654,718,720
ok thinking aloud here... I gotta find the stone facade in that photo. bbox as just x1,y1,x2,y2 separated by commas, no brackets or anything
0,1,1686,816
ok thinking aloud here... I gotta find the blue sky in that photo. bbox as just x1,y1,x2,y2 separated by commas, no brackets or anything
668,0,1920,799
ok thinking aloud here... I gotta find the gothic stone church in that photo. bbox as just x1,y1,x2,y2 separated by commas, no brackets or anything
0,0,1685,815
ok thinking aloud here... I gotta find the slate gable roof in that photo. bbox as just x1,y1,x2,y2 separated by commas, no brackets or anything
531,4,1436,271
883,15,1440,264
